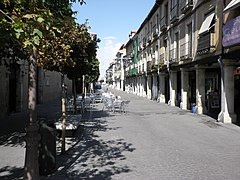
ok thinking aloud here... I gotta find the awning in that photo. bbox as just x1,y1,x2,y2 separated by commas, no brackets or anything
198,13,215,35
223,0,240,13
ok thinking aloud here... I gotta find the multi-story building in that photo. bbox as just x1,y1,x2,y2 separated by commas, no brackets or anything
114,0,240,125
221,0,240,124
109,44,127,91
125,30,137,94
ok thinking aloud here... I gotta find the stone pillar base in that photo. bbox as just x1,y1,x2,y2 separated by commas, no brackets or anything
196,106,203,114
159,94,165,103
218,111,237,123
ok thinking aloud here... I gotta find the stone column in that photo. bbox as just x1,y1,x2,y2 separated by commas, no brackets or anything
159,72,166,103
141,76,143,96
140,76,144,97
181,68,189,110
152,74,157,100
218,59,236,123
136,77,139,95
147,74,152,99
169,71,177,106
196,65,206,114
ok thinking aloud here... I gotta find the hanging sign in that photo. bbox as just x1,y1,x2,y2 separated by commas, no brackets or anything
222,15,240,47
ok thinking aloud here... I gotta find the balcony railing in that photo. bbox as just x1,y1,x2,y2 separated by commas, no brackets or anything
152,24,158,38
138,42,143,51
170,4,179,23
160,53,165,63
147,61,152,73
169,48,179,63
143,37,147,47
147,34,151,43
160,16,167,31
197,32,215,55
180,41,192,60
180,0,193,13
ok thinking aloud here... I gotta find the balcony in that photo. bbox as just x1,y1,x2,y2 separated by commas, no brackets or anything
180,41,192,61
152,24,159,38
143,37,147,48
197,32,215,55
147,34,151,43
170,4,179,24
160,16,167,31
180,0,193,14
169,48,179,63
138,42,143,51
160,53,165,64
147,61,152,73
130,68,137,76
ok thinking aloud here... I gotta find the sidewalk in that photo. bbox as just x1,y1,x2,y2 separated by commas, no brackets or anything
0,99,63,179
0,98,105,179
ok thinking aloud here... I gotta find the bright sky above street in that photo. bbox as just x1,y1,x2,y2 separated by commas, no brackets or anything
72,0,156,79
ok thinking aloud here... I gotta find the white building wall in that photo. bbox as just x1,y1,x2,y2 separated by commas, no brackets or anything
42,70,72,103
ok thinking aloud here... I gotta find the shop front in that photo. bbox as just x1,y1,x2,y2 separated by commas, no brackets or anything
220,8,240,123
234,67,240,124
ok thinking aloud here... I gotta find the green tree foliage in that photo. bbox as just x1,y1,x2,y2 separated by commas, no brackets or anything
64,23,100,83
0,0,86,58
0,0,89,179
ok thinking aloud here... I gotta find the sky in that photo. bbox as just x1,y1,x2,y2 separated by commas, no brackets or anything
72,0,156,79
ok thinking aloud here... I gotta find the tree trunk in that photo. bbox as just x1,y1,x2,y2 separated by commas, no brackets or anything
24,48,40,180
61,74,66,153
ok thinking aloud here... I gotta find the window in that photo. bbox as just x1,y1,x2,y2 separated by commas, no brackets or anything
187,23,192,57
175,32,179,61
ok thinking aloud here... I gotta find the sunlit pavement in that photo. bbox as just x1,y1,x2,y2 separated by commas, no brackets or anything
1,89,240,179
42,89,240,180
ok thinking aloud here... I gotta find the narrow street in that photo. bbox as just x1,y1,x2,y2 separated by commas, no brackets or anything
44,89,240,180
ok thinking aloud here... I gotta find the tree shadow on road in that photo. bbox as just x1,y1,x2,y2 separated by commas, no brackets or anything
0,166,23,180
0,132,25,147
43,109,136,179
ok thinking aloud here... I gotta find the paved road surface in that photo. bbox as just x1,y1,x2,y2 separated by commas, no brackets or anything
1,89,240,180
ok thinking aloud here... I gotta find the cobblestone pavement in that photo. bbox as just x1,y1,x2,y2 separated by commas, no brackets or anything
1,90,240,180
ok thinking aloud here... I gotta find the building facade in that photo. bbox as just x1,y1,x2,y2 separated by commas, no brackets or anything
0,60,72,119
107,0,240,125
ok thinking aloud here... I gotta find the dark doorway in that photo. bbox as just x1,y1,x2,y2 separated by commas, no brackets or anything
165,74,170,103
234,75,240,125
9,65,17,113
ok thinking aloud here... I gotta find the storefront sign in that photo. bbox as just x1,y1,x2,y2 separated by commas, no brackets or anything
234,67,240,75
222,15,240,47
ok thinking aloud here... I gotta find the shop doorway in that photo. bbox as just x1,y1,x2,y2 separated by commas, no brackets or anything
176,71,181,107
165,74,170,103
234,75,240,125
205,69,221,119
188,71,196,109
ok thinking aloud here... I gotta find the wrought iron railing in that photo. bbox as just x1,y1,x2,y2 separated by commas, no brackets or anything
170,4,179,23
197,32,215,54
160,53,165,63
160,16,167,31
180,41,192,60
180,0,193,13
169,48,179,62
